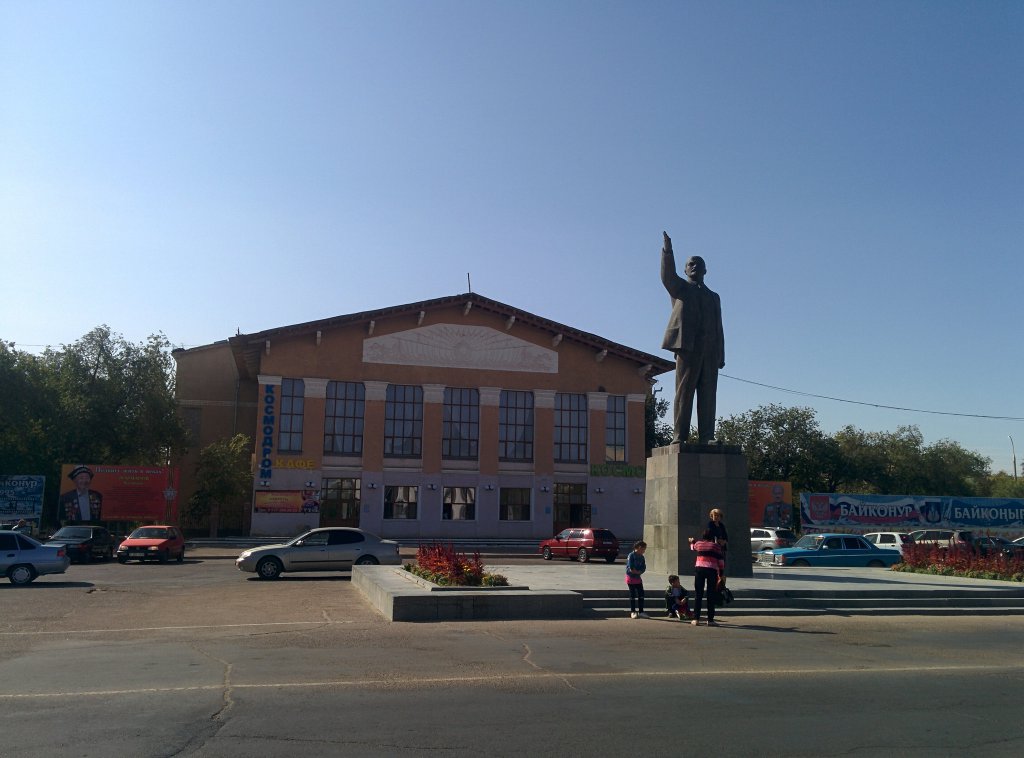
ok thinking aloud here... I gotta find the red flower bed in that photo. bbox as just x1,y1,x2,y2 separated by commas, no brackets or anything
896,540,1024,582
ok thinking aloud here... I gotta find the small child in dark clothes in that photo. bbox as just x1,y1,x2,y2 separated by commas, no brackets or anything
665,574,693,620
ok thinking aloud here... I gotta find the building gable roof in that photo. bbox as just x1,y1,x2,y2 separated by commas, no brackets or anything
222,292,673,381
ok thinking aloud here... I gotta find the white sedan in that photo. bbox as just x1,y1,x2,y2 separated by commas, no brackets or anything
236,528,401,580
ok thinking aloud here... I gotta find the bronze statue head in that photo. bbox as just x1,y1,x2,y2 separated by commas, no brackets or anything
684,256,706,283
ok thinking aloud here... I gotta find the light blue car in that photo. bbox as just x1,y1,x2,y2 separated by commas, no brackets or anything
757,533,902,568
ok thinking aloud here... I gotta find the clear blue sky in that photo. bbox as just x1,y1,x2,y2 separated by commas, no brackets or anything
2,1,1021,475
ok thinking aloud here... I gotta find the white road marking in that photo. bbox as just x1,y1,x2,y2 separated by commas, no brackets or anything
1,663,1020,700
0,621,343,636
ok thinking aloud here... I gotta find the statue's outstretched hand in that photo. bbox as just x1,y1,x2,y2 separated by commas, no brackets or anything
662,231,673,255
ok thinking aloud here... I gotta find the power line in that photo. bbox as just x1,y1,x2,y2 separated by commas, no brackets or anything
721,373,1024,422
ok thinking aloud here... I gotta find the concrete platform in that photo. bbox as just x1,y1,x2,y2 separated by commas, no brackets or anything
186,545,1024,620
353,561,1024,621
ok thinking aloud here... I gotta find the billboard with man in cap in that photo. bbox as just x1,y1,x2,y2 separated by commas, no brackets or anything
58,464,179,523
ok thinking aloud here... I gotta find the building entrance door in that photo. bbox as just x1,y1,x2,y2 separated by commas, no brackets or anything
319,478,361,528
553,483,589,533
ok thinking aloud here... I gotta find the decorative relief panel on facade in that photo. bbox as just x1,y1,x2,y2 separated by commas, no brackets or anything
363,324,558,373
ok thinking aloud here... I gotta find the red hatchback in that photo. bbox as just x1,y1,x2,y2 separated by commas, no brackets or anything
539,528,620,563
116,525,186,564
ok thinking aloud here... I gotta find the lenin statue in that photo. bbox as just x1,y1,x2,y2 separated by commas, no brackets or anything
660,231,725,444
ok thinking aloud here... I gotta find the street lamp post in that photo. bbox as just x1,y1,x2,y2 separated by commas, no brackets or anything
1011,436,1018,482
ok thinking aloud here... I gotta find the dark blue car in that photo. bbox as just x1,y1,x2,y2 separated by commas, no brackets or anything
757,533,902,568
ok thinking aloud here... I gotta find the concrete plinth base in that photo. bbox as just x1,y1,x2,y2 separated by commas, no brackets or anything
643,443,751,578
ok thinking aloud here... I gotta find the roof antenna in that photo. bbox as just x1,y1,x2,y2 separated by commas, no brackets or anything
467,272,472,293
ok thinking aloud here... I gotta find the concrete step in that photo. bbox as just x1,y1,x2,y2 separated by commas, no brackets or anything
580,586,1024,616
583,605,1024,618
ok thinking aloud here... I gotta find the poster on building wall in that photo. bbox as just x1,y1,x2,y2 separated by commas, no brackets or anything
800,493,1024,531
59,465,180,522
0,475,46,526
749,481,793,528
254,490,320,514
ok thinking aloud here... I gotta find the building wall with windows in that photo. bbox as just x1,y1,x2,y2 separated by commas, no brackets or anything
173,293,672,540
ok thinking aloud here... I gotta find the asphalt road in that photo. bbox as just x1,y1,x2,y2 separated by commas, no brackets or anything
1,556,1023,757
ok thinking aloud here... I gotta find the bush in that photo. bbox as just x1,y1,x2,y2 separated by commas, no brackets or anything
406,542,509,587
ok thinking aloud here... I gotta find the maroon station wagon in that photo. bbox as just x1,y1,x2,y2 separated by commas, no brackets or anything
539,528,620,563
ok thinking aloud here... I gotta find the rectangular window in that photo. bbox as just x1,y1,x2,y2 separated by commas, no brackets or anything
499,390,534,461
499,487,531,521
320,478,361,522
278,378,305,452
384,485,418,520
605,395,626,462
384,385,423,457
324,381,365,455
554,392,588,463
442,486,476,521
442,387,479,459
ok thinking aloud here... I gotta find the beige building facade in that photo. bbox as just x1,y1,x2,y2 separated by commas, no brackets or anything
173,293,672,540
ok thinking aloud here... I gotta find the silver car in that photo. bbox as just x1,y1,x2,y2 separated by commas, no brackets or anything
1,531,71,585
236,527,401,580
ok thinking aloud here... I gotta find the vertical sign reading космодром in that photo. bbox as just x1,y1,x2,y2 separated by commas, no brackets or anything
259,384,275,480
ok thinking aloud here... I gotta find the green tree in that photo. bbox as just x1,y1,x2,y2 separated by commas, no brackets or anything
986,472,1024,499
645,389,673,456
0,328,189,527
187,434,253,538
715,404,830,492
835,425,989,496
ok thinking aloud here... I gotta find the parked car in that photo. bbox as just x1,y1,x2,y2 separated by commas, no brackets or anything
1014,536,1024,545
750,527,796,560
972,536,1024,558
116,525,186,564
757,533,902,568
863,531,911,555
907,530,975,549
1,531,70,585
46,525,116,563
539,528,620,563
236,527,401,580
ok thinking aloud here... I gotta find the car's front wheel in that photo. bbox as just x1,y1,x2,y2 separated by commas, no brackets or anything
604,556,616,563
791,559,810,567
8,565,36,585
542,547,552,560
177,549,185,563
256,557,283,580
867,559,885,568
577,548,589,563
355,555,379,566
116,555,128,564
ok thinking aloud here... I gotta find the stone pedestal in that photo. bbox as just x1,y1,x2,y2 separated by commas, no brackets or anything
643,443,751,578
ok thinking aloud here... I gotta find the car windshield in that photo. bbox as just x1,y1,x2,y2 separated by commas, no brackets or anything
794,535,824,549
51,527,91,539
130,527,169,539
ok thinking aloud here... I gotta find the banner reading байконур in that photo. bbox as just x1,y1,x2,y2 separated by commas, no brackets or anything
0,475,45,526
800,493,1024,531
